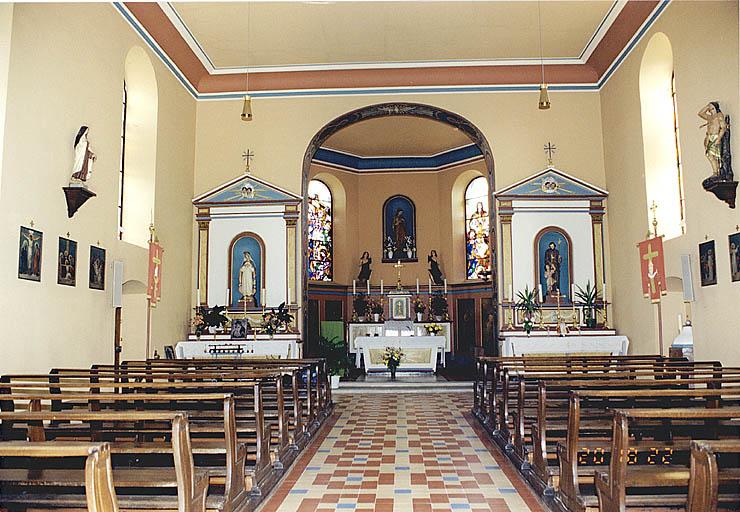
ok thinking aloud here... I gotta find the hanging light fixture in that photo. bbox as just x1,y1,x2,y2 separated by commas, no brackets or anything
241,2,253,121
537,1,551,110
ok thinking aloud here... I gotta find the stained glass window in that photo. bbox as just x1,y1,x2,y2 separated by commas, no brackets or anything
465,176,491,279
307,179,333,281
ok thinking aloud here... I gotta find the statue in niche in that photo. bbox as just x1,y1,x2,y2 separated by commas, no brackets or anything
544,242,562,298
357,251,372,283
70,126,96,186
393,209,408,256
698,102,737,208
238,251,257,307
428,250,444,285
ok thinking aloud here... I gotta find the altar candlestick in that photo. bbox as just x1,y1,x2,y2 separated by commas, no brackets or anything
508,284,513,302
538,286,543,304
367,280,371,294
444,279,447,294
288,287,292,304
416,279,420,294
678,314,683,333
261,288,266,307
380,280,384,295
353,280,356,295
602,281,607,300
428,279,432,294
571,283,576,301
197,288,201,305
226,288,230,307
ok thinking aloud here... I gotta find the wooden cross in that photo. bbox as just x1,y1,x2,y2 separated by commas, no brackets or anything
643,243,660,292
544,142,557,166
394,260,404,290
242,149,254,173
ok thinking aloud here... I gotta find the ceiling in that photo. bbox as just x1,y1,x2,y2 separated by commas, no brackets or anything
321,116,472,157
170,1,619,70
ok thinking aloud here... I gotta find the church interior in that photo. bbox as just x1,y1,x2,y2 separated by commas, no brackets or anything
0,1,738,511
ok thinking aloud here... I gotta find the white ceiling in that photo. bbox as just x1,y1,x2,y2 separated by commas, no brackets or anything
169,1,619,70
321,116,473,156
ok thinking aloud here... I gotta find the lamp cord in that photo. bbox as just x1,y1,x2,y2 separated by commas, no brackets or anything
538,1,545,85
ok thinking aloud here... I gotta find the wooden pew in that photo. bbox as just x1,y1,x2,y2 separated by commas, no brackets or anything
0,411,209,512
595,408,740,512
0,392,260,511
687,440,740,512
0,441,118,512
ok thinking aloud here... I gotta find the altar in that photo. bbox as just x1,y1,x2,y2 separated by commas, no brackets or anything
355,336,446,373
499,332,629,357
176,333,301,359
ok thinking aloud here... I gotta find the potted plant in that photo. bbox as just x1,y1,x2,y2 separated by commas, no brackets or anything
515,286,538,335
381,346,404,380
430,293,448,321
575,281,601,328
313,336,352,389
353,294,368,322
260,302,294,336
414,298,426,322
368,299,383,322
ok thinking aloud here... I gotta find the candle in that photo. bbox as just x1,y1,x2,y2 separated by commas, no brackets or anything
602,281,607,301
428,279,432,294
444,279,447,294
571,283,576,300
353,280,356,295
678,314,683,333
508,284,513,301
262,288,266,306
226,288,230,307
416,278,420,294
197,288,201,305
367,280,371,294
288,287,292,304
380,280,384,295
538,286,543,304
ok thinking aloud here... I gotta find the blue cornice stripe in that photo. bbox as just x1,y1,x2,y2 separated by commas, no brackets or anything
313,144,482,171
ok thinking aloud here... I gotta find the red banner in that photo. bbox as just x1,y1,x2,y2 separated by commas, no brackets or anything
147,241,163,307
637,237,667,303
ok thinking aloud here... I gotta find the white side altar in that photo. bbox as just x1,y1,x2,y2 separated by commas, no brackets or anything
355,336,447,373
176,333,301,359
499,332,629,357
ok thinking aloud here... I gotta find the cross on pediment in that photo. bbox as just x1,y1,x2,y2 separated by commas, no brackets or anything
242,149,254,173
544,142,557,166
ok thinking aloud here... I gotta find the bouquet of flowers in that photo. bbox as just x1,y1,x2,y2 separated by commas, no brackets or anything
425,323,443,336
191,308,206,336
381,347,404,375
260,302,294,335
413,298,427,314
368,299,383,315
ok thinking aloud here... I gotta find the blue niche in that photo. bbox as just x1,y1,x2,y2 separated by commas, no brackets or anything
382,195,417,262
229,235,263,308
536,228,572,303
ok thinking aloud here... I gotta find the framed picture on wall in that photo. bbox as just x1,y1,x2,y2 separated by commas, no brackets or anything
699,240,717,287
57,237,77,286
729,232,740,283
18,226,43,282
89,246,106,290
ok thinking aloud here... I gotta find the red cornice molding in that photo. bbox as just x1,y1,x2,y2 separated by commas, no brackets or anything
125,0,660,95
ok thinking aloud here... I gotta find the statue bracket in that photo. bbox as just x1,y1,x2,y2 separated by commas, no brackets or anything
62,186,96,218
702,176,737,209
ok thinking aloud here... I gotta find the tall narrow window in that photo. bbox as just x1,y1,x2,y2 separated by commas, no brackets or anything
671,73,686,234
465,176,491,279
307,179,333,281
117,82,127,240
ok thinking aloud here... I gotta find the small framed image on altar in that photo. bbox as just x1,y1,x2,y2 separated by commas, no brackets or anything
230,318,250,339
389,296,411,320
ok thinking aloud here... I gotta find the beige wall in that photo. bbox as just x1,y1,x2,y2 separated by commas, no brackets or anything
600,1,739,363
0,4,196,373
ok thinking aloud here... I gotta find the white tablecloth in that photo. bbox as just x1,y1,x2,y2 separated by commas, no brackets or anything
355,336,446,372
175,339,301,359
499,334,629,357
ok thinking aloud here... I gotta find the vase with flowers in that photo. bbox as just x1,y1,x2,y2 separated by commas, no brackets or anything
414,298,427,322
368,299,383,322
515,286,538,335
381,346,404,380
425,323,443,336
430,293,448,321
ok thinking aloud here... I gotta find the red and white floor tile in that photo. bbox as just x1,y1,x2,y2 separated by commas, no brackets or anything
258,393,545,512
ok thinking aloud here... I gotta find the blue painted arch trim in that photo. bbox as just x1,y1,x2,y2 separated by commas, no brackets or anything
313,144,482,171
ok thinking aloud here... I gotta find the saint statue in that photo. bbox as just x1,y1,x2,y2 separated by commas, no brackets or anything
428,250,444,285
70,126,96,185
699,103,730,178
238,251,257,307
544,242,562,298
357,251,372,283
392,209,407,256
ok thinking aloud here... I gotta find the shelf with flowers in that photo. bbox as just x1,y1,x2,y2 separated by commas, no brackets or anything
381,346,404,380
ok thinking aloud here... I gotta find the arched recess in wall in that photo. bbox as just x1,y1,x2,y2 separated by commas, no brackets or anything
640,32,685,240
450,169,486,282
307,173,348,282
121,46,158,248
301,103,498,354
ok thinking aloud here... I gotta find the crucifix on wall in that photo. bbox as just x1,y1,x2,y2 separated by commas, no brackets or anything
242,149,254,173
544,141,557,166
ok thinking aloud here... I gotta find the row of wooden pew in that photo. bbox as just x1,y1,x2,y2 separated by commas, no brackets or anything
472,355,740,512
0,357,333,512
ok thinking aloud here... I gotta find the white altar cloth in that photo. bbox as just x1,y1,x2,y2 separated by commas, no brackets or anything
499,334,629,357
176,337,301,359
355,336,446,372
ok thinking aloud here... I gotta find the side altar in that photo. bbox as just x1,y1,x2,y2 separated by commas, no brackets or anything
176,333,301,359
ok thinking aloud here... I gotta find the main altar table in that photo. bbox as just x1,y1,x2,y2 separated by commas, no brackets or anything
355,336,446,373
175,333,301,359
499,333,629,357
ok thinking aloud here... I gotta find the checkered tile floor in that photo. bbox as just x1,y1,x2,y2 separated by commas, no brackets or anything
258,393,543,512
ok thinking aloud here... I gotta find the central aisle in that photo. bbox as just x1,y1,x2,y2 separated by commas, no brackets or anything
259,393,543,512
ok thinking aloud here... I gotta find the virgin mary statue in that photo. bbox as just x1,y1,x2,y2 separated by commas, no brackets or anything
70,126,96,185
238,251,257,307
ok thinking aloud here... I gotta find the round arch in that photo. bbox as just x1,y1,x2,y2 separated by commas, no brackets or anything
300,102,498,354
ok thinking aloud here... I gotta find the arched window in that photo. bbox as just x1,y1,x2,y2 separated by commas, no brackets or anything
640,33,685,240
120,47,157,248
307,179,333,281
464,176,491,279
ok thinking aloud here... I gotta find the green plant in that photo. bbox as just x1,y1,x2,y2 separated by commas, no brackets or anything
201,305,229,329
368,299,383,315
413,298,426,314
261,302,294,335
575,281,601,328
430,294,448,318
314,336,352,377
353,294,368,317
515,286,538,333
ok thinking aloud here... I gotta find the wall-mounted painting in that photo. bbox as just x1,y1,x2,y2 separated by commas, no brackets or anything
383,195,417,262
18,226,43,282
535,227,572,303
229,233,264,309
699,240,717,287
57,237,77,286
89,246,106,290
729,232,740,283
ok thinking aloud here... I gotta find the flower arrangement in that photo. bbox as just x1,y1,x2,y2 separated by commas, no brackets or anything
353,294,368,319
368,299,383,315
515,286,538,334
381,346,404,378
261,302,294,335
575,281,601,328
413,298,427,314
191,307,206,336
430,293,448,319
425,323,443,336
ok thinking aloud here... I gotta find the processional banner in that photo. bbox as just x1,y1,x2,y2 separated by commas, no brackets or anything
147,240,163,307
637,236,667,303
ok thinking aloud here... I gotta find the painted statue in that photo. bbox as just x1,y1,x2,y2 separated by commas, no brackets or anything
393,209,407,254
70,126,96,184
698,102,736,207
357,251,372,283
238,251,257,306
428,250,444,285
544,242,562,297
